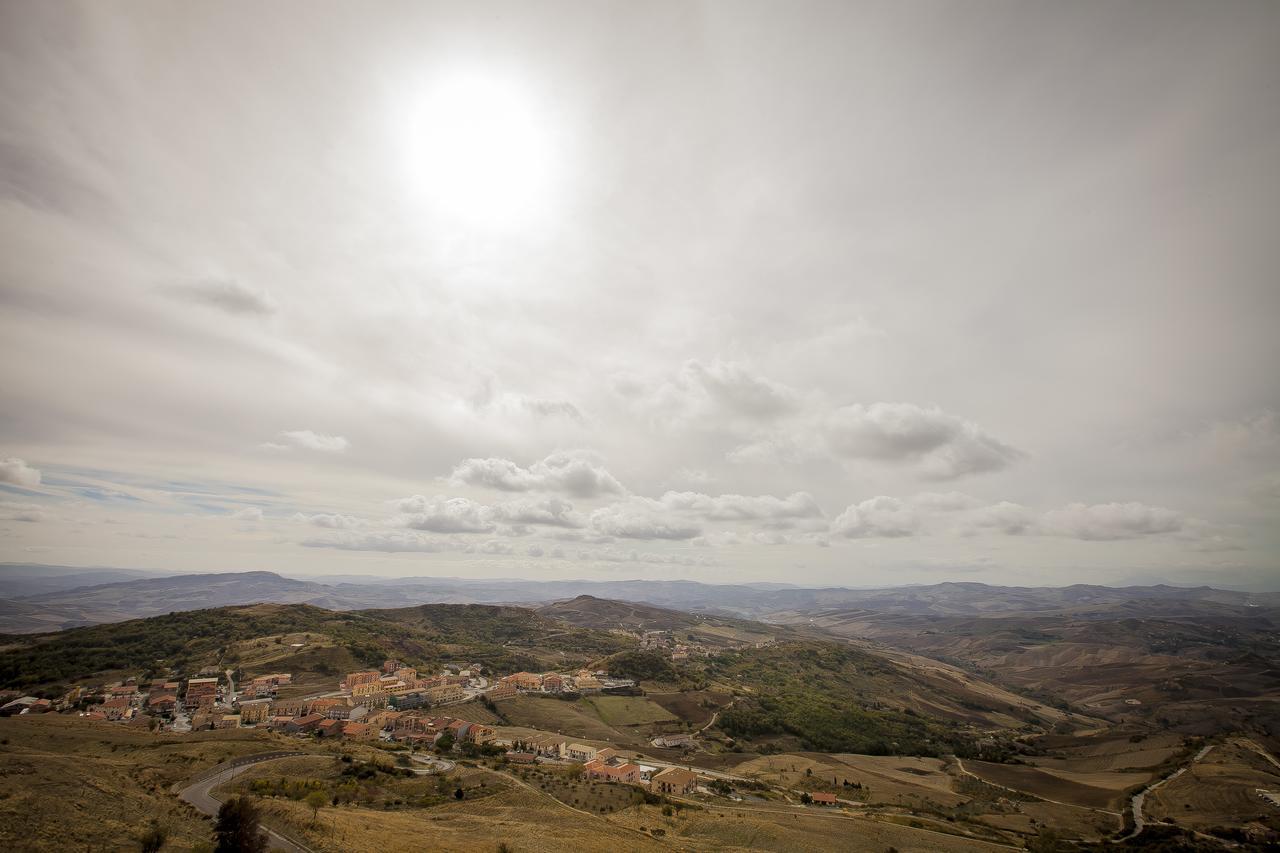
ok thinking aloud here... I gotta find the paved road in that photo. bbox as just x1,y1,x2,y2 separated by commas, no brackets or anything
178,752,320,853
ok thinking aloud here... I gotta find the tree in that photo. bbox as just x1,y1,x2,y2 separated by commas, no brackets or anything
138,821,168,853
213,796,269,853
799,792,812,805
454,786,465,800
305,790,327,825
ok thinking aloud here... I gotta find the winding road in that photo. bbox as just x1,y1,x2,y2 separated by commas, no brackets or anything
1120,744,1214,841
178,751,321,853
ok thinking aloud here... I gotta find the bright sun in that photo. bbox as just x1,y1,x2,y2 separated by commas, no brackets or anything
406,71,556,229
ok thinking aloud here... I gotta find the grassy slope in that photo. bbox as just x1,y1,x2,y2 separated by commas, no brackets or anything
0,715,290,851
708,642,987,757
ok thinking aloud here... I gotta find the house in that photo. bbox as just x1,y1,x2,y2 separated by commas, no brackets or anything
99,696,133,721
425,683,465,704
382,659,404,674
237,698,272,724
215,714,241,729
366,709,403,731
185,677,218,708
486,683,517,701
344,670,381,691
502,672,543,691
505,751,537,764
651,734,693,749
575,676,602,694
528,735,567,758
541,673,564,693
584,759,641,784
147,694,177,714
315,719,345,738
388,691,428,711
567,743,598,762
285,713,325,734
308,698,347,716
810,792,838,806
342,722,373,739
650,767,698,795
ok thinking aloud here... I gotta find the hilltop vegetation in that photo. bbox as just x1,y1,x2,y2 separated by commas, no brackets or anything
710,643,985,757
0,602,629,691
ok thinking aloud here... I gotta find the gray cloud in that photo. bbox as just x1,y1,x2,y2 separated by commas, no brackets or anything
823,403,1022,480
449,451,625,498
683,359,800,420
0,457,41,487
1039,502,1183,541
392,495,495,534
490,496,585,528
292,512,362,529
832,496,918,538
162,278,276,316
658,490,823,521
266,430,350,453
590,501,703,540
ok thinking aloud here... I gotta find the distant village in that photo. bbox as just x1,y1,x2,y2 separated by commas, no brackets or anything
0,653,729,799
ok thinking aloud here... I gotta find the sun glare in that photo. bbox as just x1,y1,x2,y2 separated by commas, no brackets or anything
405,71,556,229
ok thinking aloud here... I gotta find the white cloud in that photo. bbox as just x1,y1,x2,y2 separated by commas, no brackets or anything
0,457,41,487
658,490,824,521
832,496,918,538
961,501,1035,535
526,544,544,557
162,278,276,316
291,512,361,529
231,506,264,521
682,359,800,420
911,491,984,511
823,403,1022,479
490,496,585,528
1039,502,1183,540
302,530,447,553
448,450,625,497
589,501,703,540
268,430,350,453
392,495,495,534
0,501,48,522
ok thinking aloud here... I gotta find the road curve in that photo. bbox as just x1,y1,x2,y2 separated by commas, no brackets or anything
178,751,320,853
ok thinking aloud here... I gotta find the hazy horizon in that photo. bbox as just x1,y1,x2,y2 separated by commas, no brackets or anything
3,2,1278,591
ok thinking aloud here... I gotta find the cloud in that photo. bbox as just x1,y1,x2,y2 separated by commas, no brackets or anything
448,450,625,497
490,496,586,528
823,403,1022,479
911,491,985,511
961,501,1035,535
658,490,824,521
683,359,800,420
590,501,703,540
832,496,918,538
291,512,361,529
270,430,350,453
1039,502,1183,540
302,530,446,553
0,502,48,522
0,457,41,487
520,398,585,421
526,544,544,557
163,278,276,316
231,506,264,521
392,495,495,534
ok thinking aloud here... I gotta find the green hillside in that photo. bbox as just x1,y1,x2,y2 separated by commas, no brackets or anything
0,601,629,691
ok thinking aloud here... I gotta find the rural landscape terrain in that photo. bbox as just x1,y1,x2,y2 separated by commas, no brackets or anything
0,564,1277,851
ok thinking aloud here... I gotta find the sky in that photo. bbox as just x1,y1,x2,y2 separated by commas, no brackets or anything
1,1,1278,590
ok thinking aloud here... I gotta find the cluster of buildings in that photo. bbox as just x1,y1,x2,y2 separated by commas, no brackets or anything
339,660,474,709
488,669,634,700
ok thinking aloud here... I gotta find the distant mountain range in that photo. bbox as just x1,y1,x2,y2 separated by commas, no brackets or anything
2,562,1277,634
